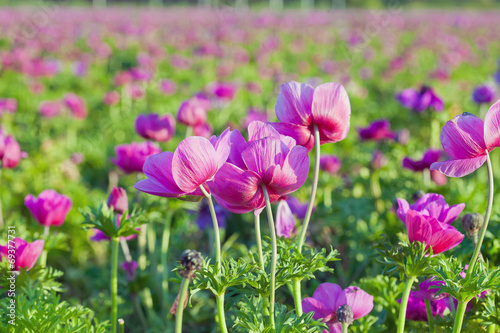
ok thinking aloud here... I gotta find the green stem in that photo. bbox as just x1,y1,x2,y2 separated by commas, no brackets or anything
292,279,303,316
254,213,265,270
451,300,468,333
397,276,416,333
199,185,221,271
216,294,228,333
138,224,147,270
261,184,277,329
297,124,320,253
175,278,191,333
40,226,50,267
111,237,119,333
342,323,349,333
468,151,494,272
133,294,148,331
488,324,496,333
199,185,227,333
161,211,174,318
370,169,383,213
425,300,435,333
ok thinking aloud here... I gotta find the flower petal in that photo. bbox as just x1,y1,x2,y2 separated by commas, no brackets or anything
311,83,351,144
396,198,410,224
269,122,314,151
138,152,186,196
430,155,487,177
484,100,500,150
212,128,232,170
312,283,344,313
247,121,281,141
241,137,287,182
275,81,314,126
440,114,486,160
267,145,310,196
428,226,464,254
227,129,248,169
302,297,333,322
172,137,218,193
17,240,44,270
343,286,374,320
406,210,432,244
276,200,296,238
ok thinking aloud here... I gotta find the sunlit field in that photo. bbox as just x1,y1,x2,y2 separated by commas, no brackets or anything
1,5,500,333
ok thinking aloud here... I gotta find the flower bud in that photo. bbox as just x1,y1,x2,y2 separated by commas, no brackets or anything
107,187,129,214
461,213,483,238
180,249,203,279
337,304,354,326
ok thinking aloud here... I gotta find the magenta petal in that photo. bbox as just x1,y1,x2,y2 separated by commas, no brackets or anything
269,122,314,151
484,100,500,150
396,198,410,224
428,227,464,254
276,201,296,238
267,145,310,195
406,210,432,244
440,114,486,160
138,152,186,196
312,283,344,313
430,155,487,177
342,286,374,320
241,138,285,182
227,129,248,169
208,163,262,213
172,137,218,193
302,297,333,322
275,81,314,125
212,128,231,170
311,82,351,144
328,323,343,333
17,240,44,270
247,121,281,141
441,203,466,224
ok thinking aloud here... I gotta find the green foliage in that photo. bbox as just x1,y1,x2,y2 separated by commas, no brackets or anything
376,239,439,279
80,201,144,238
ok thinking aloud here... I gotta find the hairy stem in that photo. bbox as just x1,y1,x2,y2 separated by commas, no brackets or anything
175,278,191,333
397,276,416,333
262,184,277,329
451,301,468,333
425,300,435,333
254,213,265,270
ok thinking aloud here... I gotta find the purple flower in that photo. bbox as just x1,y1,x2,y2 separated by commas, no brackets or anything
135,113,176,142
91,214,137,242
38,100,63,118
302,283,373,333
412,278,447,301
320,155,341,175
24,189,72,227
111,141,161,174
103,91,120,106
397,193,465,225
285,196,311,219
208,82,237,101
400,291,449,321
208,121,309,214
403,149,443,172
121,260,138,280
242,108,267,129
472,85,495,105
0,132,23,169
159,79,177,95
371,150,387,169
134,130,231,199
177,97,208,128
358,119,396,141
269,81,351,151
107,187,128,214
430,102,500,177
276,200,296,238
0,238,44,271
0,98,17,116
404,209,464,254
396,86,443,113
64,93,87,119
196,200,229,230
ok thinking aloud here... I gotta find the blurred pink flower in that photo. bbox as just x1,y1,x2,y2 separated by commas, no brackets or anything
111,141,161,174
0,238,44,271
24,189,72,227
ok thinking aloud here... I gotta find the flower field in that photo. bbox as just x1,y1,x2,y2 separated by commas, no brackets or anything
1,5,500,333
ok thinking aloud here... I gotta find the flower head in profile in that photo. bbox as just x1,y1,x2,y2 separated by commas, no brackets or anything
135,113,176,142
103,91,121,106
320,155,341,175
0,238,44,271
276,200,296,238
302,283,373,333
269,81,351,151
208,121,309,214
107,187,128,214
64,93,87,119
430,101,500,177
285,196,311,219
25,189,72,227
38,100,63,118
396,86,443,113
472,85,495,105
0,131,24,169
134,129,231,199
402,149,447,185
177,97,209,128
397,193,465,225
111,141,161,174
358,119,396,141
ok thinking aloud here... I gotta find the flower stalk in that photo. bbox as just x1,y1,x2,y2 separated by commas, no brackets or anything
397,275,416,333
175,277,190,333
254,213,265,270
111,236,119,333
425,300,435,333
262,184,277,329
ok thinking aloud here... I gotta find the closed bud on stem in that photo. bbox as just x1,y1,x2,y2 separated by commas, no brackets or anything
337,304,354,326
180,249,203,279
461,213,484,239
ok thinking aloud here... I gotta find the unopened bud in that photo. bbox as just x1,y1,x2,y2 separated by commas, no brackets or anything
461,213,483,238
180,249,203,279
337,304,354,326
